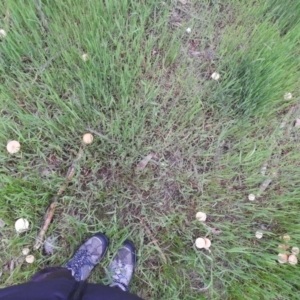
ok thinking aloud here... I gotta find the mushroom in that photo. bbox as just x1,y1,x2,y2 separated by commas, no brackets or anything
288,254,298,265
25,255,35,264
278,244,289,251
0,29,6,37
284,93,292,100
248,194,255,201
196,212,207,222
211,72,220,80
278,253,288,264
204,238,211,249
82,53,89,61
15,218,29,233
22,248,30,256
255,231,263,239
195,238,206,249
186,27,191,33
82,133,93,144
7,140,20,154
291,247,299,256
282,234,291,242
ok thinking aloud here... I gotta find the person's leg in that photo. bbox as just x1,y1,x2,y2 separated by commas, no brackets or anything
107,240,137,292
29,232,109,283
30,267,73,282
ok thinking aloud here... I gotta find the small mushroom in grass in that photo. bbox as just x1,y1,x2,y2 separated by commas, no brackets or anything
248,194,255,201
82,53,89,61
284,93,292,100
22,248,30,256
186,27,191,33
195,238,206,249
255,231,263,239
0,29,7,37
292,247,299,256
282,234,291,242
25,255,35,264
278,244,289,251
211,72,220,80
196,212,207,222
204,238,211,249
82,133,93,144
6,140,20,153
15,218,29,233
278,253,288,264
288,254,298,265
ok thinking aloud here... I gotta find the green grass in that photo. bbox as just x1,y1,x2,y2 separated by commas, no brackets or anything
1,0,300,299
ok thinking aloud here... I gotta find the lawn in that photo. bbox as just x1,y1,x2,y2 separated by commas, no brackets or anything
1,0,300,299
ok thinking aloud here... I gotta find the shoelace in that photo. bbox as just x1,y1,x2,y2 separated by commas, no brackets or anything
111,262,128,282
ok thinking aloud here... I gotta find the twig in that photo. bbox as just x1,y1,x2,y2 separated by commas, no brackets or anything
32,51,62,83
34,0,49,32
34,148,84,250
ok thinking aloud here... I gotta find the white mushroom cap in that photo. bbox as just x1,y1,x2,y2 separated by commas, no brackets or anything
82,133,93,144
248,194,255,201
255,231,263,239
291,247,299,256
282,234,291,241
204,238,211,249
0,29,7,37
195,238,206,249
196,212,207,222
22,248,30,255
211,72,220,80
278,244,289,251
25,255,35,264
186,27,191,33
284,93,292,100
288,254,298,265
7,140,21,153
82,53,89,61
15,218,29,233
278,253,288,264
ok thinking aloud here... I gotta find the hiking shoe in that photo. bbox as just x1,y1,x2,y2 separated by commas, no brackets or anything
108,240,137,292
64,233,109,281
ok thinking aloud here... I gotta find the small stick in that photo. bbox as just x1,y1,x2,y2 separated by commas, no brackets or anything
34,147,84,250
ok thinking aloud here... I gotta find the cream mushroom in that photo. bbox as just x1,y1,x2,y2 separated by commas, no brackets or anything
204,238,211,249
278,253,288,264
0,29,7,37
82,133,94,144
282,234,291,242
255,231,263,239
15,218,29,233
211,72,220,80
7,140,21,154
291,247,299,256
82,53,89,61
22,248,30,256
284,93,292,100
195,238,206,249
248,194,255,201
25,255,35,264
196,212,207,222
288,254,298,265
278,244,289,251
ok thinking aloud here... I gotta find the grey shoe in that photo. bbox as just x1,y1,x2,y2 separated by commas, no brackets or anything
108,240,137,292
64,233,109,281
